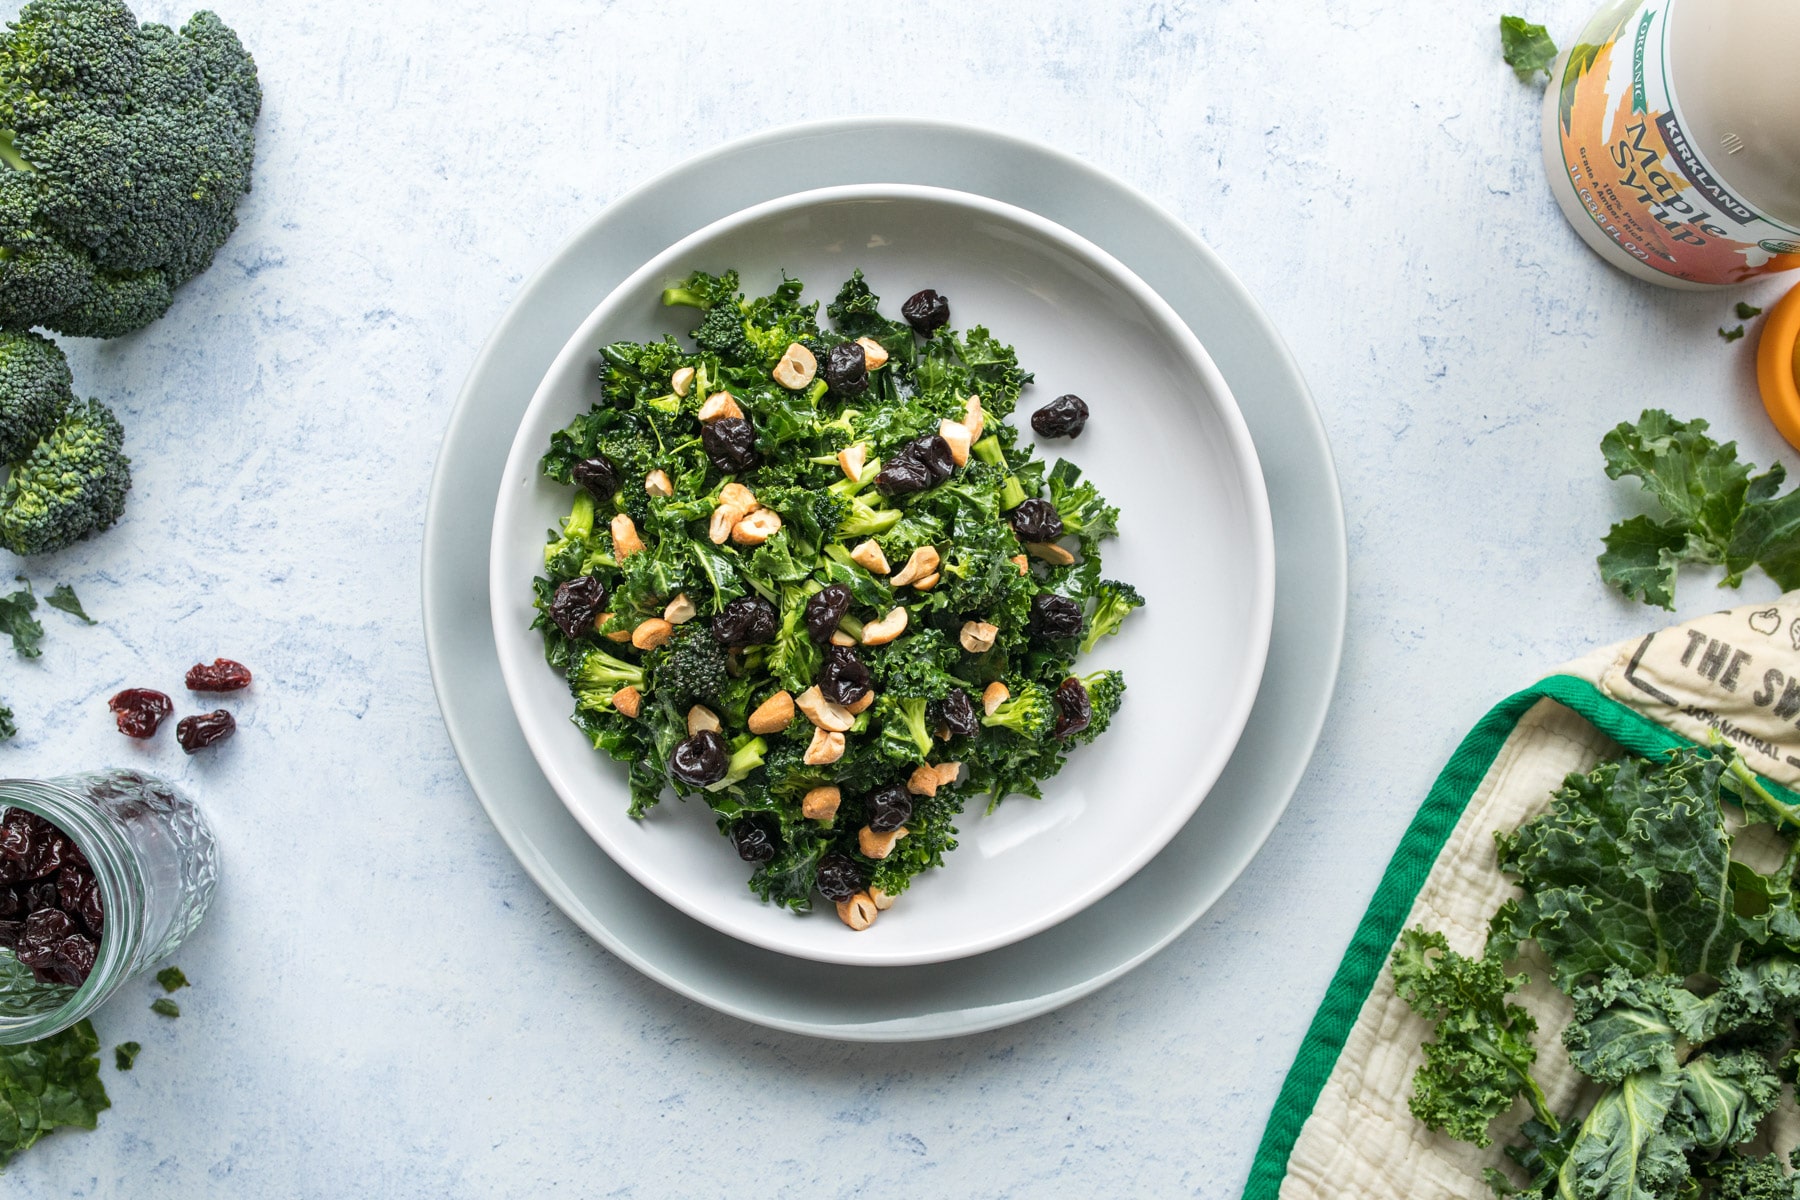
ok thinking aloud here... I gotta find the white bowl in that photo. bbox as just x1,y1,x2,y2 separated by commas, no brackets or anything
489,184,1274,966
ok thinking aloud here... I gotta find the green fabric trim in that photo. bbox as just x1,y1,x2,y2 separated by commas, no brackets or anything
1242,673,1800,1200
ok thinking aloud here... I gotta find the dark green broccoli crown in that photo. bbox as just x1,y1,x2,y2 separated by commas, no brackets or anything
1075,670,1126,743
0,394,129,554
691,303,755,366
0,0,259,338
0,325,71,460
648,624,728,709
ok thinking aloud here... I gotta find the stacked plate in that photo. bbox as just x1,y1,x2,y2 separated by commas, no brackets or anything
424,120,1345,1039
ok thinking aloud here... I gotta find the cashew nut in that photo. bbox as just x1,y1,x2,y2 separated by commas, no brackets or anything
965,394,985,440
796,685,854,732
1010,554,1030,575
663,593,697,624
861,607,909,646
855,337,889,370
731,508,783,546
596,613,632,643
938,419,972,467
1026,541,1075,566
772,342,818,390
611,686,642,718
846,689,875,715
906,764,940,797
697,390,743,423
746,690,795,734
982,681,1010,716
644,469,673,497
631,617,674,650
611,513,645,558
670,366,695,397
913,572,940,591
803,727,845,765
868,885,896,911
828,629,857,647
849,540,890,574
858,825,909,860
837,442,867,483
801,785,841,822
959,621,999,653
934,762,961,787
889,545,940,588
687,705,721,736
836,891,878,930
710,483,761,545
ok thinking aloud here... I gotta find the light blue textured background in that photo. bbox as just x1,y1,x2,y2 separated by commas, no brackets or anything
2,0,1794,1196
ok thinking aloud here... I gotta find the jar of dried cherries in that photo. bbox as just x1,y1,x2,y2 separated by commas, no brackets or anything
0,770,217,1044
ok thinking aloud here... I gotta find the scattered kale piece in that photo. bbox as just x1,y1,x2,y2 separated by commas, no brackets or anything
0,578,43,657
149,997,178,1018
0,1018,110,1166
1597,409,1800,609
112,1043,139,1071
1723,325,1747,343
1500,15,1558,83
0,701,13,740
154,965,188,993
1737,302,1765,321
44,584,92,624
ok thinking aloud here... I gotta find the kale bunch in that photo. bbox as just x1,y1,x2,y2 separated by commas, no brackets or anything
531,269,1143,921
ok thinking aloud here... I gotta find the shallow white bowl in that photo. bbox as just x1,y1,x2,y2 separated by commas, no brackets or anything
489,184,1274,966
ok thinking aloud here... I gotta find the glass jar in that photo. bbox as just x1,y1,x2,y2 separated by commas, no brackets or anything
0,770,217,1044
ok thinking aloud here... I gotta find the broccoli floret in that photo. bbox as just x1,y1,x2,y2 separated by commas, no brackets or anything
0,395,128,554
0,326,70,461
1072,670,1126,743
1047,459,1119,544
647,623,728,709
1080,580,1144,654
705,735,768,793
568,644,646,712
660,269,740,311
0,0,261,338
981,680,1054,739
542,489,597,576
875,694,934,763
692,302,756,365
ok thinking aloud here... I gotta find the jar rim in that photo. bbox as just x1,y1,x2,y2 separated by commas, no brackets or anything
0,777,143,1040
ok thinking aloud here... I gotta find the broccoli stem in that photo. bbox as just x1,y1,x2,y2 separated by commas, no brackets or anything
661,286,710,309
705,736,768,792
972,436,1027,508
0,132,31,173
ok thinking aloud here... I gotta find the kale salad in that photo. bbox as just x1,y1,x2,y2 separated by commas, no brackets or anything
530,270,1144,930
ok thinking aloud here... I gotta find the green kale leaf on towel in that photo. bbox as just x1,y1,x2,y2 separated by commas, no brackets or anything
1599,410,1800,610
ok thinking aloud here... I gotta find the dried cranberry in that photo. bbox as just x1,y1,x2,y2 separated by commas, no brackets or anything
186,658,253,692
24,829,66,879
730,818,778,864
177,710,236,754
109,688,173,739
701,416,759,475
938,687,978,739
54,932,96,978
1031,594,1085,641
866,784,913,833
901,289,950,334
0,813,27,861
818,645,872,707
1052,677,1092,739
1008,498,1064,543
0,887,19,918
803,584,852,644
712,596,779,648
814,853,864,902
669,729,728,787
822,342,869,397
0,920,21,950
571,454,621,500
1031,394,1090,439
548,575,608,640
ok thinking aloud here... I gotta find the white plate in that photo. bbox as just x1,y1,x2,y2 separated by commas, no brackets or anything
423,118,1343,1038
489,185,1274,966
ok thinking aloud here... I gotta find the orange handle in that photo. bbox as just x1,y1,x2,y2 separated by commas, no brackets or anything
1760,281,1800,452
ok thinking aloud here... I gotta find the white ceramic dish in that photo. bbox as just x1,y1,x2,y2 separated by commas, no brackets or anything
424,118,1343,1038
488,184,1275,967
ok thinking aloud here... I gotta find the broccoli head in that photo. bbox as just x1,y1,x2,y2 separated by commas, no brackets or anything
647,623,728,709
0,394,128,554
0,326,71,461
0,0,261,337
981,680,1054,739
1080,580,1144,654
1071,669,1126,743
568,644,646,713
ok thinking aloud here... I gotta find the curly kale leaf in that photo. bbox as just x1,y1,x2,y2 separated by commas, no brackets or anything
1488,750,1741,991
825,269,913,367
1389,927,1554,1147
1500,15,1558,83
1598,410,1800,609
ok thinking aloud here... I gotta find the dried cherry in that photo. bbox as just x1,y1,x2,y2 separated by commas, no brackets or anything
571,454,621,499
814,853,864,902
1031,394,1090,439
901,289,950,334
866,784,913,833
803,584,852,644
186,658,253,692
817,645,872,707
938,687,978,739
669,729,728,787
548,575,607,640
712,596,779,648
109,688,173,739
822,342,869,397
177,710,236,754
1031,594,1085,641
730,818,778,864
701,416,759,475
874,434,955,497
1052,677,1092,740
1008,498,1064,543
